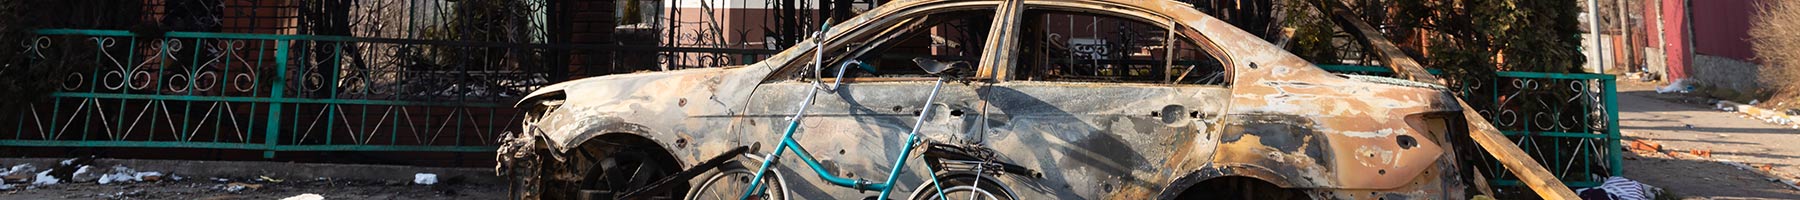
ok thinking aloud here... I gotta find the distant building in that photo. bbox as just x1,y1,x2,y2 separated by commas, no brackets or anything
1644,0,1767,95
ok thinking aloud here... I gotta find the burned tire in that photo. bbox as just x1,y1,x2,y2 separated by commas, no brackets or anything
576,147,683,199
906,175,1017,200
1172,176,1310,200
687,154,787,200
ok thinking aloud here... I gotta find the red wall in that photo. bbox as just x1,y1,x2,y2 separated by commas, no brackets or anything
1688,0,1760,61
1661,0,1690,80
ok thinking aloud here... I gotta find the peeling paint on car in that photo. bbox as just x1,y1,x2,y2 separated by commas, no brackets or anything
501,0,1478,199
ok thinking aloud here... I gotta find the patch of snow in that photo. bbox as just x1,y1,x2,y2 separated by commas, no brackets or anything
99,173,122,184
0,184,12,190
32,170,58,185
70,165,99,182
414,173,438,185
281,193,325,200
99,165,141,184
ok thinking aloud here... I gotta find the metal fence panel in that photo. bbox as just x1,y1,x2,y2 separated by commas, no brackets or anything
1319,64,1622,187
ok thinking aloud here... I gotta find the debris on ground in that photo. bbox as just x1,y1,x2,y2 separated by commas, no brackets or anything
414,173,437,185
99,189,147,198
0,163,35,183
258,175,284,183
1719,161,1800,191
219,182,263,192
0,159,502,199
139,171,164,182
1574,176,1662,200
1628,139,1663,153
281,193,326,200
1656,79,1692,94
1689,149,1712,158
1626,72,1659,82
93,165,168,185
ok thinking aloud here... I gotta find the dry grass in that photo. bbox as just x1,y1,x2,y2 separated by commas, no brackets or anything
1752,0,1800,105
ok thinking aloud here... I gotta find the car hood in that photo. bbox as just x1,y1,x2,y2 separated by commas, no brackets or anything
516,65,777,151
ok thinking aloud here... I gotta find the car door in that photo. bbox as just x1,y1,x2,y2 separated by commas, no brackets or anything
736,2,1007,197
975,7,1234,199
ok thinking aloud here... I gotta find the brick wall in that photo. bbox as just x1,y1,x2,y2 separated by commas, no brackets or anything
1691,54,1761,100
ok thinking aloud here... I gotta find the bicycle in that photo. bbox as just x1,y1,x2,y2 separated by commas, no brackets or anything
680,22,1039,200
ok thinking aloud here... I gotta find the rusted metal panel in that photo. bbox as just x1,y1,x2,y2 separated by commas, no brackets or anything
1301,0,1578,198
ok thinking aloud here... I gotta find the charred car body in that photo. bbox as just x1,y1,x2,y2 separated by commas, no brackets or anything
498,0,1473,199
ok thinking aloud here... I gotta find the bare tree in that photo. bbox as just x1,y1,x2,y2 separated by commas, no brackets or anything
1751,0,1800,98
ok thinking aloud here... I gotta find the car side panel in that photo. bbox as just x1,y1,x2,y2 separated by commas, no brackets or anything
977,82,1230,199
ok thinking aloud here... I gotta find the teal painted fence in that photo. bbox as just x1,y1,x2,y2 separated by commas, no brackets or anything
4,29,542,158
5,29,775,158
1320,65,1622,188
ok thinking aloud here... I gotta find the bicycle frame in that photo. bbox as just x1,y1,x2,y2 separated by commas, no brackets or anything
739,22,952,200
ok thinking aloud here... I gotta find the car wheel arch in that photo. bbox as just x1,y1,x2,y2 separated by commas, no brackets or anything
1157,163,1311,199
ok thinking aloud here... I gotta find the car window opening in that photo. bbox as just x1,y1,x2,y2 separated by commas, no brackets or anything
1015,10,1229,85
821,9,997,79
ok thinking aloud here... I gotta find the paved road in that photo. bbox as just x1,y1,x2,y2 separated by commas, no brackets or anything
1617,82,1800,199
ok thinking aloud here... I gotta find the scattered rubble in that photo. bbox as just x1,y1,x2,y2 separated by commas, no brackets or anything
99,189,147,198
1,163,37,183
98,165,164,185
1628,138,1800,192
0,159,503,199
259,175,284,183
140,172,164,182
1689,149,1713,158
0,159,181,191
219,182,263,192
1629,139,1663,153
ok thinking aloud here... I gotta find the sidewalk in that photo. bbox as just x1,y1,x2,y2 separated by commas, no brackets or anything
1617,81,1800,199
0,158,503,199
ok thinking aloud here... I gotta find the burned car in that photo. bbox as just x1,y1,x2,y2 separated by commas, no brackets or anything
498,0,1472,199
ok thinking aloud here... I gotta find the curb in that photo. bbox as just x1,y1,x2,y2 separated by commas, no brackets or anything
0,158,500,185
1715,100,1800,127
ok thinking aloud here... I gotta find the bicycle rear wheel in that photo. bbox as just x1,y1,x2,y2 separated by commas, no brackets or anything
906,175,1016,200
687,156,788,200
